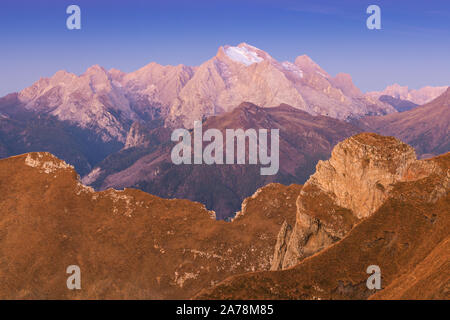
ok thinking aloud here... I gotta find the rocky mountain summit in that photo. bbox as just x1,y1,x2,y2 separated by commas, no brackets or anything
197,134,449,299
274,133,441,270
16,63,196,143
166,43,394,127
359,87,450,158
18,66,137,143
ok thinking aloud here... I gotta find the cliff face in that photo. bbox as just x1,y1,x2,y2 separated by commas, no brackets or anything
0,153,299,299
165,43,395,128
124,122,154,149
308,134,418,219
196,139,449,300
271,133,442,269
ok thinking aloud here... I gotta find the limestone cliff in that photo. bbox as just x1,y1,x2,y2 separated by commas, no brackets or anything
274,133,443,269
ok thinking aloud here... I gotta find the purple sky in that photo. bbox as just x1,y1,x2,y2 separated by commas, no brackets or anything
1,0,449,96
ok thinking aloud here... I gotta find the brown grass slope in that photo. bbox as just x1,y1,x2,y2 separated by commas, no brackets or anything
0,152,300,299
196,153,450,300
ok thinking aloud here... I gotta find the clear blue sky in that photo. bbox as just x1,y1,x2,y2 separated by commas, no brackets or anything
1,0,449,96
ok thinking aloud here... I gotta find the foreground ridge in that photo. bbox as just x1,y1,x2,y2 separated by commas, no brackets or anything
0,132,448,300
196,133,449,299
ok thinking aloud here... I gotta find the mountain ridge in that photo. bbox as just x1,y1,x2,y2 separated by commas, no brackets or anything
358,87,450,158
82,102,362,219
195,137,449,300
1,133,447,299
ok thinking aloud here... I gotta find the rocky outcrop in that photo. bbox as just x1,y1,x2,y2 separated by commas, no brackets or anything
0,155,299,299
273,133,442,269
270,220,293,270
196,142,449,300
308,134,417,219
124,122,151,149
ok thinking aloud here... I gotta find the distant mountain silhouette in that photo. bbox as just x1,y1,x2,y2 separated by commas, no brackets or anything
358,87,450,158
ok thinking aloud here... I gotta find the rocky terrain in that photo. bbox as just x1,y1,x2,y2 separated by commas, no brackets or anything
82,102,361,219
166,43,395,127
0,133,447,300
0,43,448,300
358,87,450,158
0,151,300,299
196,133,450,299
367,84,447,105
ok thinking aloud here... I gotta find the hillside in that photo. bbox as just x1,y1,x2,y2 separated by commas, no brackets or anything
0,152,300,299
196,135,449,299
83,102,361,219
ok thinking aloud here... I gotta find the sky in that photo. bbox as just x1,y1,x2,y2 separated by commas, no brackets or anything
1,0,449,96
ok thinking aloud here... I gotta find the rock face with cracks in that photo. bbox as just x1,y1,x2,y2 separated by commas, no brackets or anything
197,139,449,300
272,133,441,270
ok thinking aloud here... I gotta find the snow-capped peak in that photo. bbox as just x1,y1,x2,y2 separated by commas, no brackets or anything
224,45,264,66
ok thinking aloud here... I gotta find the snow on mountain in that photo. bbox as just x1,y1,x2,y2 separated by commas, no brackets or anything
224,45,264,66
17,63,195,142
281,62,303,78
16,43,396,134
166,44,395,127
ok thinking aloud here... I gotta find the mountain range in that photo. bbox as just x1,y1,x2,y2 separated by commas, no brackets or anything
367,83,447,105
1,133,448,299
358,87,450,158
82,102,362,219
9,43,396,138
0,43,448,219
